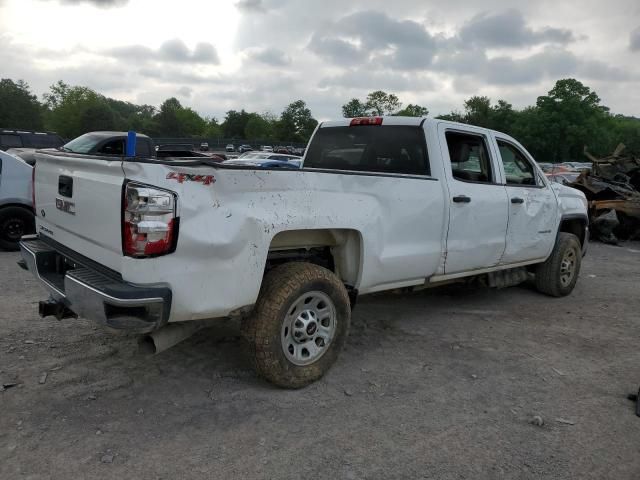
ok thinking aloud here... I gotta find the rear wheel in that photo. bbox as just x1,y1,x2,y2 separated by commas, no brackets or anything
0,207,35,251
535,232,582,297
241,262,351,388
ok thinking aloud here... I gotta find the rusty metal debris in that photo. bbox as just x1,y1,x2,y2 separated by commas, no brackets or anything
570,144,640,244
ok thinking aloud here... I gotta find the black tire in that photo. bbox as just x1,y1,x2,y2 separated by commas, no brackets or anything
535,232,582,297
0,206,35,251
241,262,351,389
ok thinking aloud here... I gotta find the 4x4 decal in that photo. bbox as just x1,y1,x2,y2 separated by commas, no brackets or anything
166,172,216,186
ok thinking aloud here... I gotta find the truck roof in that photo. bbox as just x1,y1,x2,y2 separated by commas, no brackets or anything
320,116,427,128
319,116,514,138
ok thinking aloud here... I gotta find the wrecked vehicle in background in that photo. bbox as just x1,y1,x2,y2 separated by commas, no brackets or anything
569,144,640,244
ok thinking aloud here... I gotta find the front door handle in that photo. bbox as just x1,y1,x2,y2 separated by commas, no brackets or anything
452,195,471,203
511,197,524,204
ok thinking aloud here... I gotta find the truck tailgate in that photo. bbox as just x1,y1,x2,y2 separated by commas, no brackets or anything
34,151,125,271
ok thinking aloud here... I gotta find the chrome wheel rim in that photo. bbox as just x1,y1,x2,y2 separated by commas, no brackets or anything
281,291,336,366
559,248,577,287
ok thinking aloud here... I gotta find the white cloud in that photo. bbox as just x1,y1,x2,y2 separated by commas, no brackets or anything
0,0,639,120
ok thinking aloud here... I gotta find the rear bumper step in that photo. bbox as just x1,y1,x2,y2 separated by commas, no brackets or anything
19,235,171,333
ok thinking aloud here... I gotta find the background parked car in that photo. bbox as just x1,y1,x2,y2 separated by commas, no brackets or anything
560,162,591,171
261,145,273,152
156,143,193,153
1,128,65,165
546,172,581,185
0,150,34,250
200,142,209,151
222,156,301,169
237,152,300,162
238,144,253,153
226,144,235,152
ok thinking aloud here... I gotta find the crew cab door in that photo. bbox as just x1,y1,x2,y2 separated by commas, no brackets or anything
491,134,558,263
438,124,509,274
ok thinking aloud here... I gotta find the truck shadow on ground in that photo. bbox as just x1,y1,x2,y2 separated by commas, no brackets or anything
118,281,538,387
21,279,546,405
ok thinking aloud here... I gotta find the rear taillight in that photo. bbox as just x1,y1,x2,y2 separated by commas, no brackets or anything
123,182,177,257
350,117,383,126
31,165,36,212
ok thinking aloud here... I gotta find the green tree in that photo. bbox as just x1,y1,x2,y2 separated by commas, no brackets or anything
342,98,369,118
463,96,492,127
155,97,184,136
245,113,274,140
79,103,117,132
435,111,465,122
175,107,206,136
609,115,640,157
277,100,318,142
43,81,116,138
0,79,44,129
532,78,610,161
365,90,402,116
490,100,517,134
203,117,223,138
128,105,159,135
395,104,429,117
222,109,251,138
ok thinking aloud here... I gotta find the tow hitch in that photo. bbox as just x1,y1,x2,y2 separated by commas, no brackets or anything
38,298,77,320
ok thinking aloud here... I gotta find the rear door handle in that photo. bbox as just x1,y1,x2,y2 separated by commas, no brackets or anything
511,197,524,204
452,195,471,203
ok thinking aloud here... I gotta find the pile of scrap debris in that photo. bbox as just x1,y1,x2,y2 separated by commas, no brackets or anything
569,144,640,244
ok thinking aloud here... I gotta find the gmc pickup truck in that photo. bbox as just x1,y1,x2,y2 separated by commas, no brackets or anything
19,117,588,388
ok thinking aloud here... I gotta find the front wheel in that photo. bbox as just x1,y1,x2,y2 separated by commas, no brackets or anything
241,262,351,388
535,232,582,297
0,207,35,251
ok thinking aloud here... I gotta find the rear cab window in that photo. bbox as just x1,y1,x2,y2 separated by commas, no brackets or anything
304,125,430,176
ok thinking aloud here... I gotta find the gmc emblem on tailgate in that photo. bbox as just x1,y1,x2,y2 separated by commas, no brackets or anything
55,198,76,216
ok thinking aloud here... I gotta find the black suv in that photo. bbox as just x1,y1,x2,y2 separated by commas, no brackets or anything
0,129,65,151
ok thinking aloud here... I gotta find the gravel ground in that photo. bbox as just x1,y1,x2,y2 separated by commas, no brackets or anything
1,242,640,479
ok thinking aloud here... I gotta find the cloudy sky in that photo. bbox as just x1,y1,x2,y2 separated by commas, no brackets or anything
1,0,639,120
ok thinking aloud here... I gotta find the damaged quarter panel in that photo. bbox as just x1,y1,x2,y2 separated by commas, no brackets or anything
121,161,447,321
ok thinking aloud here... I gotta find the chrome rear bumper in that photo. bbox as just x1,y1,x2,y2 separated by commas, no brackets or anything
19,235,171,333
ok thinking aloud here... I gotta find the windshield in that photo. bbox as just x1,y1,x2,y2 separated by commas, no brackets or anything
304,125,429,175
62,133,104,154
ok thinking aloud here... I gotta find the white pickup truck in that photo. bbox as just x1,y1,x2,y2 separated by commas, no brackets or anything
20,117,588,388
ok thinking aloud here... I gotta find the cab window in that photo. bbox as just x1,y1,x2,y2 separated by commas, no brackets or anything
497,140,537,186
97,139,124,155
135,140,150,157
446,131,494,183
1,134,23,148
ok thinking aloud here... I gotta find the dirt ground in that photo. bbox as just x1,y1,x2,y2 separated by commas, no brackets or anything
1,242,640,479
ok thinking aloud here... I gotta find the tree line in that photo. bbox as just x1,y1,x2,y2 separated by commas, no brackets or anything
340,81,640,163
1,77,639,162
0,79,318,144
